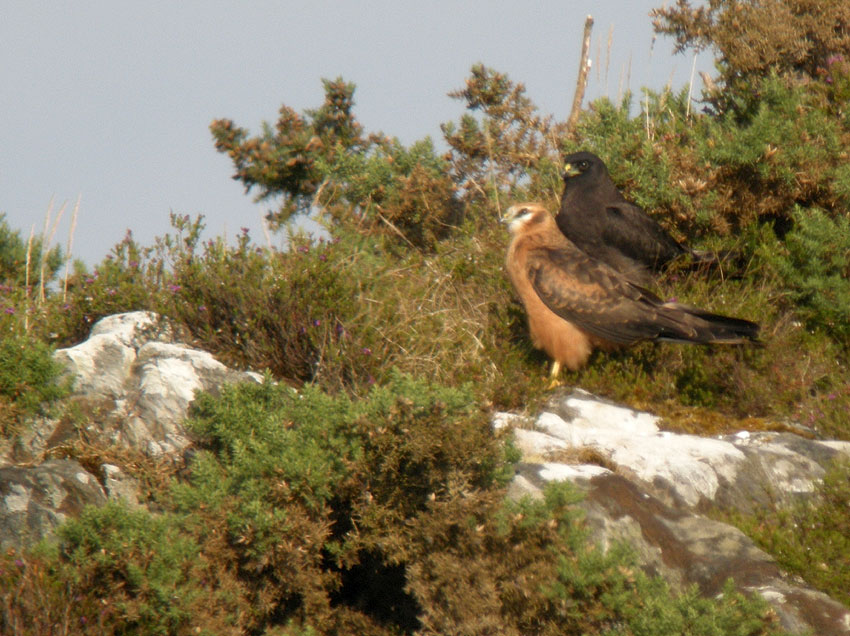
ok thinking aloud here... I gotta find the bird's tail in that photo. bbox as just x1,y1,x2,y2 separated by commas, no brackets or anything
657,303,761,345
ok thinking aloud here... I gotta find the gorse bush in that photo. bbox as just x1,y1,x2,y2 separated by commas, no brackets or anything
652,0,850,115
0,335,70,437
211,79,460,250
441,63,562,208
758,206,850,341
2,377,786,634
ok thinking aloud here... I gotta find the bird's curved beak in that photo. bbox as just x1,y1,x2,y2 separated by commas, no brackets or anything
501,204,522,225
562,162,581,179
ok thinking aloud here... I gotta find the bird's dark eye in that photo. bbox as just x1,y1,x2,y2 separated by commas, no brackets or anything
579,160,590,170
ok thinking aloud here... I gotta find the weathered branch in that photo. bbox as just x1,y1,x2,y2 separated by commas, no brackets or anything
566,15,594,138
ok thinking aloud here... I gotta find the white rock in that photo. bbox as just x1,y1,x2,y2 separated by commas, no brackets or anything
538,462,611,483
512,428,569,456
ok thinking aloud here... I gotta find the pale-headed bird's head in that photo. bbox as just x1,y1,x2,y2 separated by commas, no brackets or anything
502,203,552,234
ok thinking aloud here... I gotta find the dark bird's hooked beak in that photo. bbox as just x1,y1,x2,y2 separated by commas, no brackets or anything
562,162,581,179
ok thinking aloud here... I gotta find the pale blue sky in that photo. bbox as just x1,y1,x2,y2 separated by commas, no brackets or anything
1,1,712,266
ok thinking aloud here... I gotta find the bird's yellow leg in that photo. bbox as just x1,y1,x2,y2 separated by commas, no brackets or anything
547,361,563,389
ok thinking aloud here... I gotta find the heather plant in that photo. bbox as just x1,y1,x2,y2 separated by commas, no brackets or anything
41,230,159,347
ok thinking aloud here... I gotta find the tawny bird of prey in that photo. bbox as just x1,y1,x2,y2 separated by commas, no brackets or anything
503,203,759,383
556,151,722,286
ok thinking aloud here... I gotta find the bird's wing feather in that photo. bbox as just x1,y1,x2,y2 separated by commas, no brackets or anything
525,245,668,344
601,203,687,265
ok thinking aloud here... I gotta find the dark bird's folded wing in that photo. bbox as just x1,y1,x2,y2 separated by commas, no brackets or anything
600,202,688,269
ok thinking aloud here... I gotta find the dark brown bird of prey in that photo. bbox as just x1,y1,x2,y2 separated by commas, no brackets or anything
503,203,759,383
557,151,719,286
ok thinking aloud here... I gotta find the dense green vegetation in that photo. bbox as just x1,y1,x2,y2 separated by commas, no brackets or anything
2,378,784,634
1,0,849,632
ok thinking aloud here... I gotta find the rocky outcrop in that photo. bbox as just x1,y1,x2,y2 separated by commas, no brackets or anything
1,312,848,633
495,388,850,635
0,459,107,549
50,311,262,458
0,311,260,549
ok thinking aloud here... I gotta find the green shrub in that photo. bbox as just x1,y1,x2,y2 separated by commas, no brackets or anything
0,335,70,437
757,205,850,343
652,0,850,114
0,502,237,636
0,213,63,289
171,378,783,634
56,503,205,634
211,79,459,250
170,373,511,633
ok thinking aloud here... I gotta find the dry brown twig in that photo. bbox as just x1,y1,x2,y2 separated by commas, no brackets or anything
63,194,81,303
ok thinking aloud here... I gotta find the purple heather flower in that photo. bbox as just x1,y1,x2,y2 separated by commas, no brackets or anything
361,347,372,355
4,307,14,315
199,305,207,312
241,227,250,234
129,260,139,268
168,284,182,293
297,245,309,253
14,559,24,568
312,319,321,327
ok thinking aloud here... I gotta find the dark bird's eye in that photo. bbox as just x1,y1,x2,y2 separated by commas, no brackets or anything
578,160,590,170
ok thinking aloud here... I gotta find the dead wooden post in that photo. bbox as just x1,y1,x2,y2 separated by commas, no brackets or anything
566,15,594,138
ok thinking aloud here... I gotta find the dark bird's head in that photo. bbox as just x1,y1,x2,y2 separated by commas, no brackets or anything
502,203,554,235
561,151,609,183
